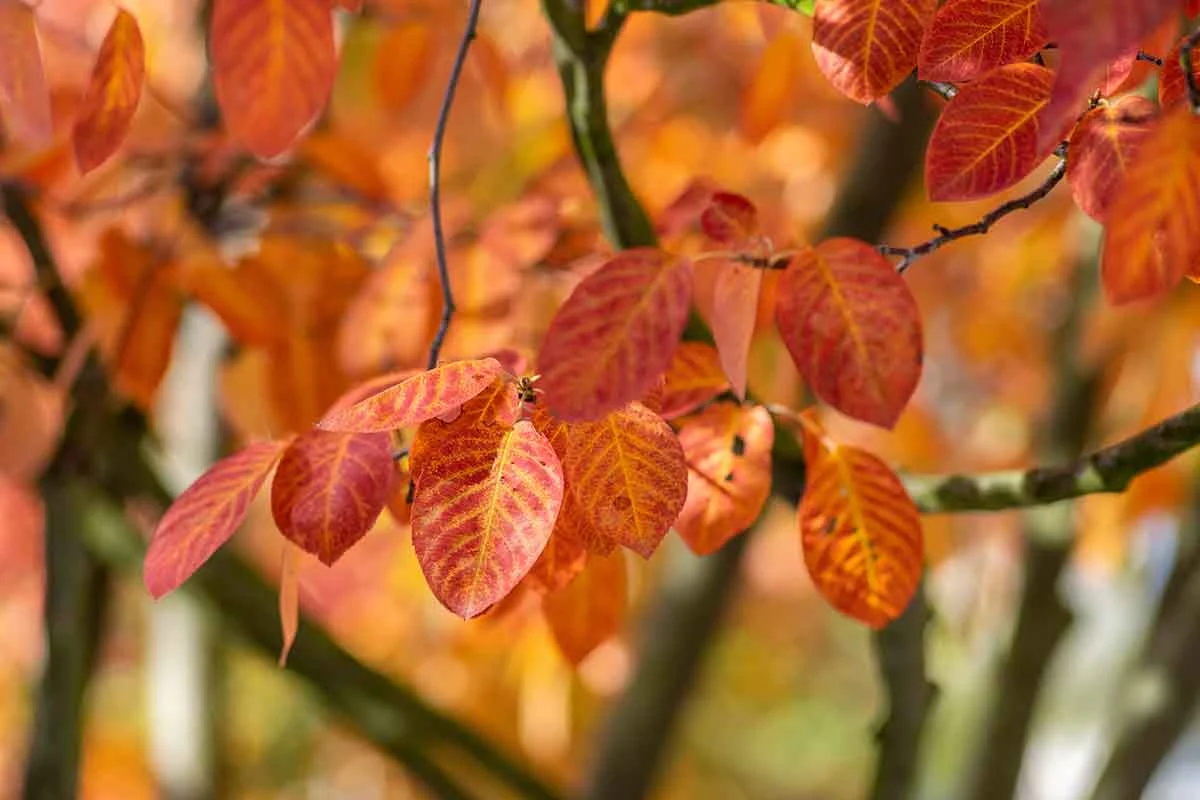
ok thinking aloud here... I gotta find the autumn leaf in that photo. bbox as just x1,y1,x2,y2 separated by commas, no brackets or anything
565,403,688,558
775,239,923,429
373,21,433,113
918,0,1047,82
700,191,757,244
145,439,291,599
811,0,937,104
527,525,588,594
1038,0,1179,151
538,249,693,422
278,542,301,666
1066,96,1154,222
72,9,145,174
740,31,807,142
317,358,505,432
411,418,563,618
532,404,618,556
798,426,923,629
270,429,394,565
1159,34,1200,111
658,342,730,420
675,404,774,555
925,63,1056,201
543,551,627,665
210,0,337,158
1101,106,1200,305
711,263,764,400
0,0,52,147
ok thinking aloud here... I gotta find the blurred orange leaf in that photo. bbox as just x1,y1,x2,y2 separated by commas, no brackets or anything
72,9,145,174
373,21,433,113
544,550,626,665
0,0,51,147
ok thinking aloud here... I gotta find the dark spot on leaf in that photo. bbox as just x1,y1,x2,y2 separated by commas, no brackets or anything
723,471,735,482
613,495,632,511
731,434,746,456
823,516,837,535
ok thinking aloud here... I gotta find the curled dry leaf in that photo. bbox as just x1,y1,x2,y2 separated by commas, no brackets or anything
917,0,1047,83
270,429,394,565
145,439,291,598
812,0,937,104
675,403,774,555
538,248,693,422
72,9,145,174
775,239,923,429
543,550,627,665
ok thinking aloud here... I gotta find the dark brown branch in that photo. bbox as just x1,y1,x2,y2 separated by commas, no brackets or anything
426,0,482,369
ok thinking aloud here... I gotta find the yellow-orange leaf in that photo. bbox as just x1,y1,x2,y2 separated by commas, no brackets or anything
527,525,588,594
1101,106,1200,305
532,404,618,556
565,403,688,558
373,21,433,113
675,404,773,555
270,430,394,565
812,0,937,104
538,249,692,422
925,63,1055,201
799,429,923,629
1066,96,1154,222
740,31,806,142
72,9,144,174
918,0,1047,82
0,0,51,147
411,418,563,618
145,439,290,598
775,239,923,429
543,551,627,665
211,0,337,158
317,358,505,432
658,342,730,420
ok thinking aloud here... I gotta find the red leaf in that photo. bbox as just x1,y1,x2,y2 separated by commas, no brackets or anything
675,404,774,555
918,0,1048,82
658,342,730,420
775,239,923,429
710,263,763,399
211,0,337,158
1038,0,1179,151
72,9,145,174
0,0,52,147
270,430,394,565
538,249,693,421
145,439,290,598
317,358,504,432
411,418,563,618
1160,34,1200,111
543,551,627,665
925,63,1056,201
1101,106,1200,304
1066,95,1155,221
700,192,758,243
812,0,937,104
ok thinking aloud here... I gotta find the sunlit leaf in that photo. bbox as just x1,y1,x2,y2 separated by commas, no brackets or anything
918,0,1047,82
145,439,290,598
411,417,563,618
565,403,688,558
0,0,51,147
270,429,394,565
72,9,145,174
1101,106,1200,304
532,404,618,556
675,404,773,555
527,525,588,594
538,248,692,422
211,0,337,158
925,63,1055,201
658,342,730,420
711,263,763,400
317,358,505,432
812,0,937,104
798,424,923,629
543,551,627,665
1066,96,1154,222
775,239,923,429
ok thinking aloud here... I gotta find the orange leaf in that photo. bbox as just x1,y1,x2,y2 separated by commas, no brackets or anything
317,358,505,432
1066,96,1154,222
538,249,693,422
710,263,763,399
798,428,923,629
278,542,300,666
740,31,806,143
1038,0,1178,151
72,9,145,174
565,403,688,558
925,63,1055,201
336,252,436,376
145,439,290,598
1101,106,1200,305
373,21,433,113
411,417,563,618
675,404,774,555
527,526,588,594
270,430,394,565
812,0,937,104
0,0,51,147
532,404,618,556
544,551,627,665
918,0,1047,82
1159,34,1200,111
659,342,730,420
211,0,337,158
775,239,923,429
